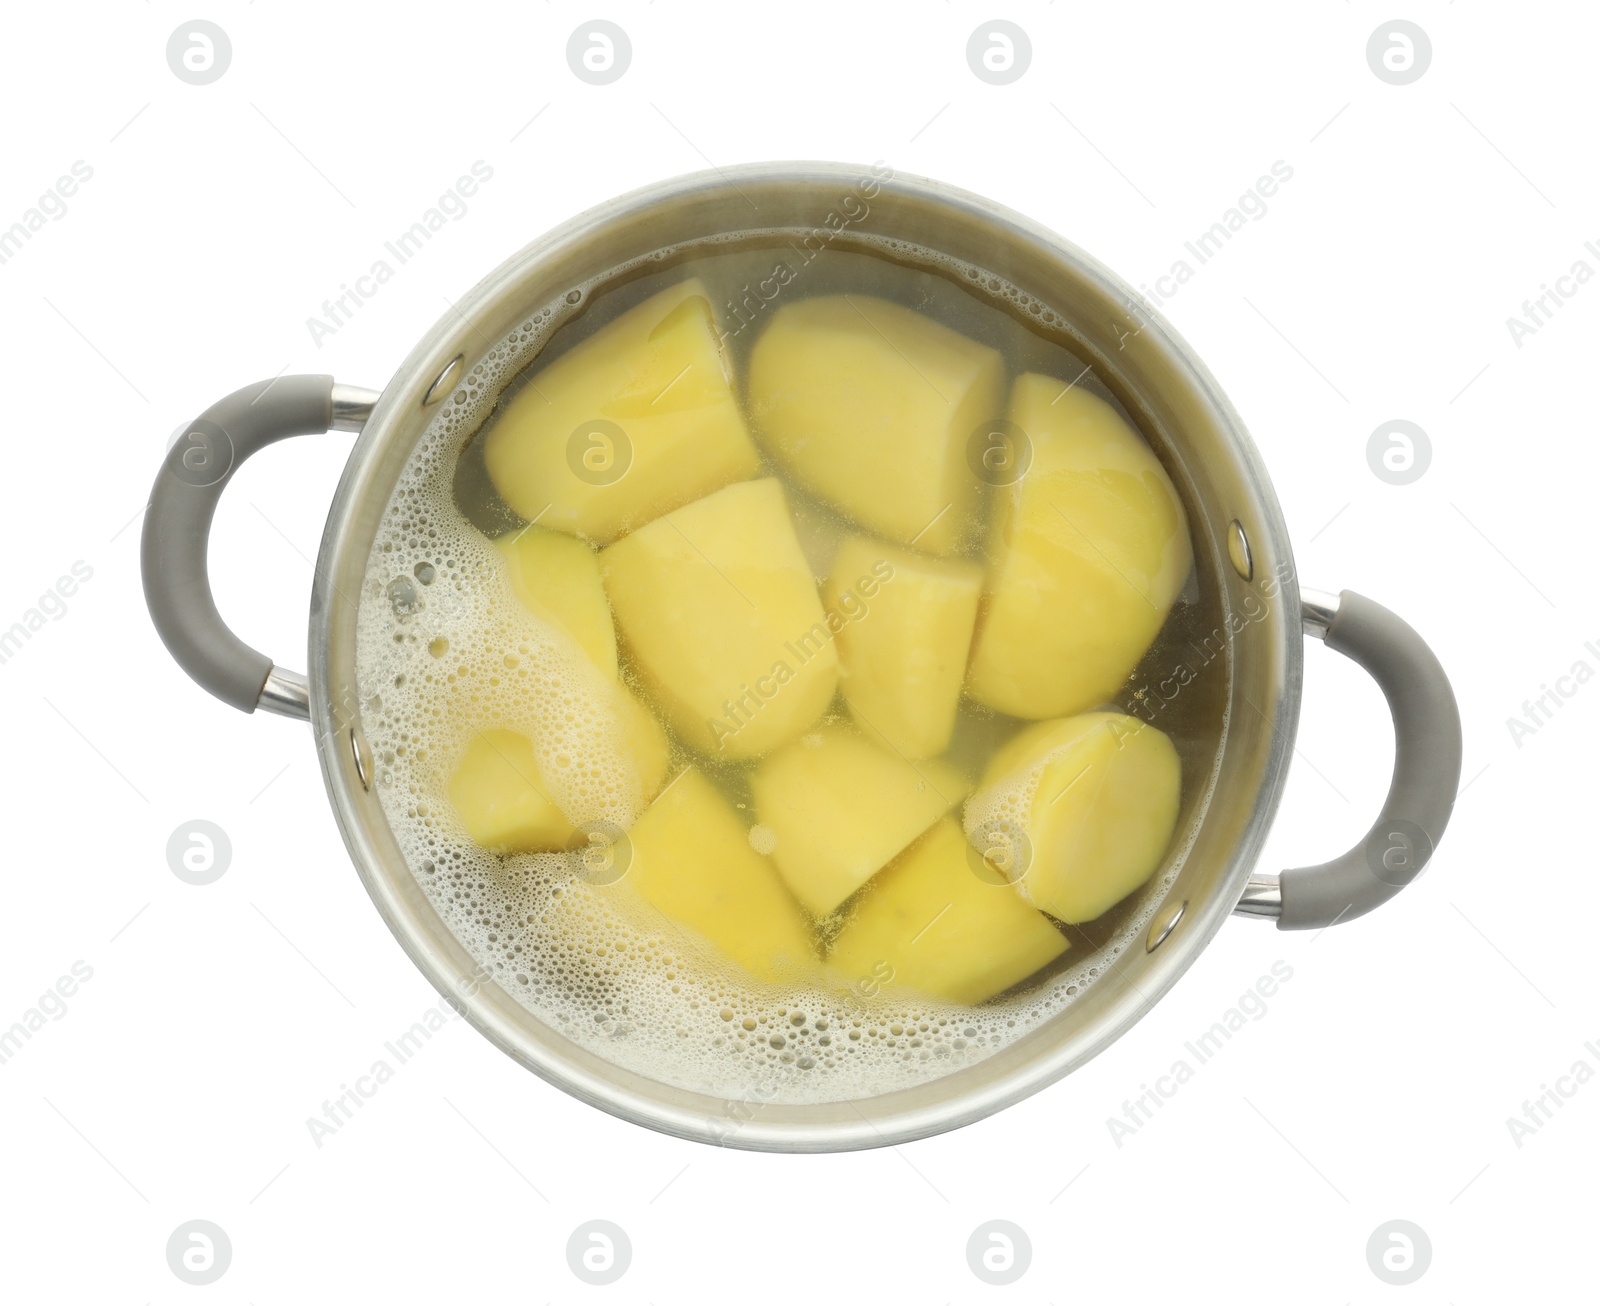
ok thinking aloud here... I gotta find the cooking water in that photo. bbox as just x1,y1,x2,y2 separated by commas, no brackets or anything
352,235,1225,1105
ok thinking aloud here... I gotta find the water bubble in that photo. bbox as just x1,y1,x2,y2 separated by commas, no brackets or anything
388,576,420,617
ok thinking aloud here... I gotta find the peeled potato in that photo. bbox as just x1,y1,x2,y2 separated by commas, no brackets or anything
826,535,982,758
747,295,1005,555
612,685,673,807
483,279,761,542
496,527,617,677
600,478,838,760
829,818,1069,1005
445,685,670,853
966,711,1180,924
614,768,817,983
446,728,575,853
750,722,969,917
966,374,1193,718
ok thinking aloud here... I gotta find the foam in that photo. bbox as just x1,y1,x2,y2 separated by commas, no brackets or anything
352,233,1191,1106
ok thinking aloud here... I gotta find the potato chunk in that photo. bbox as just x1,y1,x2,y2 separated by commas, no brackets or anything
483,279,761,543
445,686,670,853
612,685,674,807
495,527,617,677
600,478,838,759
615,768,817,983
829,818,1068,1005
966,374,1193,718
446,728,576,853
750,722,969,917
826,535,982,758
747,295,1005,555
965,712,1181,923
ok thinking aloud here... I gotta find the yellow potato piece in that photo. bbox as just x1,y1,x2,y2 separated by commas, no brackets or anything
612,684,673,806
966,374,1193,718
495,527,617,677
617,768,817,984
483,279,761,543
600,478,839,759
446,728,575,853
826,535,982,758
747,295,1005,555
830,818,1069,1005
444,686,670,854
750,722,969,917
967,711,1181,924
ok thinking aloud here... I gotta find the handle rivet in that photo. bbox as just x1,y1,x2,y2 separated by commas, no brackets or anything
1227,519,1253,581
348,726,374,792
1146,898,1187,953
423,354,465,407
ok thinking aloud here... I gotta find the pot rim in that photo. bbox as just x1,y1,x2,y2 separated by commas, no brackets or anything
309,161,1303,1151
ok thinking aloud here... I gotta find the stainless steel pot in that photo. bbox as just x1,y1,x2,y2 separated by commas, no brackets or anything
142,163,1462,1151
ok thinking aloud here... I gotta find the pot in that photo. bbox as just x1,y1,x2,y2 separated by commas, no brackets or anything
142,162,1461,1151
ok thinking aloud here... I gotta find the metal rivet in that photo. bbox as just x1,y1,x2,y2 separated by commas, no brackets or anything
1146,898,1187,953
348,726,374,792
422,354,465,407
1227,519,1253,581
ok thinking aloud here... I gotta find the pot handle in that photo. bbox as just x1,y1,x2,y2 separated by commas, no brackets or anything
141,375,380,721
1234,589,1462,930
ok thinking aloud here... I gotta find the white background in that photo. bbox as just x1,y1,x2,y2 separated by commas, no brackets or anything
1,2,1594,1301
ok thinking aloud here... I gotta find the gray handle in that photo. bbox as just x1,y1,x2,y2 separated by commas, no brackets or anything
141,375,377,720
1237,589,1463,929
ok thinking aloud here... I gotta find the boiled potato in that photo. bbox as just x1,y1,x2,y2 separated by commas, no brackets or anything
966,374,1192,718
615,768,817,983
612,684,674,807
445,686,670,853
750,722,969,917
496,527,617,677
829,817,1069,1005
747,295,1005,555
483,279,761,542
446,728,575,853
826,535,982,758
600,478,838,760
966,711,1180,924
